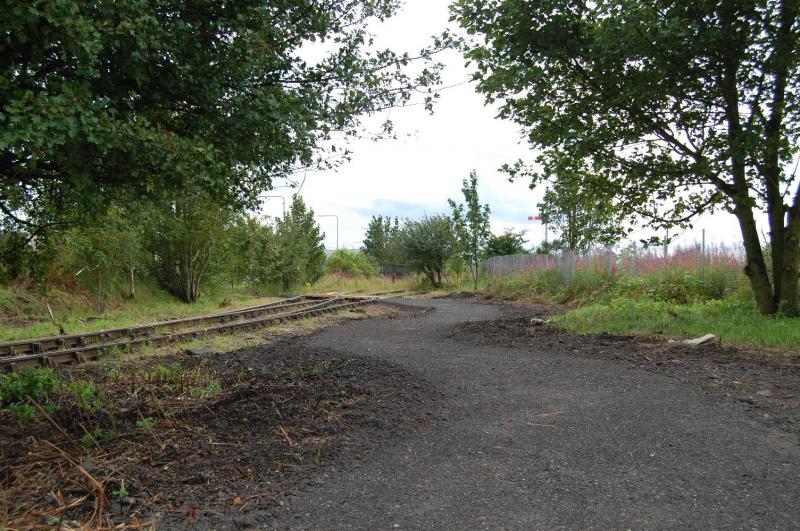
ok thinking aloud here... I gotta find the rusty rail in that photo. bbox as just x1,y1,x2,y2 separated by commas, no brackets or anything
0,296,376,372
0,296,320,357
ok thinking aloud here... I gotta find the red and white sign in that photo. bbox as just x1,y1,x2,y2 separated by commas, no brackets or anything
528,215,544,221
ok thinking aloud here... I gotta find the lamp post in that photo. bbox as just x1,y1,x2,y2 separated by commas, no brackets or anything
318,214,339,250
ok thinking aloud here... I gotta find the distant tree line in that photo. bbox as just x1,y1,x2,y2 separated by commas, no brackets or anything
358,172,530,288
1,194,326,306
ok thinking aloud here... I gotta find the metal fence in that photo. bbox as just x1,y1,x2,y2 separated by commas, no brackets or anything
482,239,746,281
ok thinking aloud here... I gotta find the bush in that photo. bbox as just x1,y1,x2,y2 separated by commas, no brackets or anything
0,367,60,404
325,250,378,277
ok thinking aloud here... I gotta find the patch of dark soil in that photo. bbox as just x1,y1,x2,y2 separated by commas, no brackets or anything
451,316,800,437
150,342,435,529
0,336,436,529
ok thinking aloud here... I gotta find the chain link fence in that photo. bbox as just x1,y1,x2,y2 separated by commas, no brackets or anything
482,235,746,283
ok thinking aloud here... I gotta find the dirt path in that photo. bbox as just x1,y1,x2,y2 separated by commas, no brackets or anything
256,298,798,529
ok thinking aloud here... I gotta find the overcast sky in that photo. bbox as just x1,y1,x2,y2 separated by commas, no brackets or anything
259,0,747,252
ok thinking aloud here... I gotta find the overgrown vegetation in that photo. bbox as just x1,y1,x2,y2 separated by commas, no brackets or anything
0,282,278,342
482,265,800,349
326,250,379,277
0,193,325,322
0,364,221,428
0,0,445,322
556,298,800,349
454,0,800,315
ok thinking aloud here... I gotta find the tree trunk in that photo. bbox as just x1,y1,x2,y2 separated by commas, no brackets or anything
779,211,800,315
735,205,775,314
96,267,103,313
425,269,436,287
127,265,136,298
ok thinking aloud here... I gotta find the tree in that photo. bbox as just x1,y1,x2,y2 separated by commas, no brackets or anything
145,194,233,303
449,171,491,289
454,1,800,315
271,196,326,290
64,206,145,307
362,215,402,273
400,215,456,287
223,215,278,288
446,254,468,284
486,230,528,257
536,160,626,253
1,1,443,245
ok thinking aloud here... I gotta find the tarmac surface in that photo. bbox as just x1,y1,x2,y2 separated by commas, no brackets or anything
267,297,800,530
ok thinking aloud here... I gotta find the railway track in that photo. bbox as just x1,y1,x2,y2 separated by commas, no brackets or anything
0,295,376,372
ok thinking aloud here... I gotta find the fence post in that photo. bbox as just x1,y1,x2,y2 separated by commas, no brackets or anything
632,242,638,276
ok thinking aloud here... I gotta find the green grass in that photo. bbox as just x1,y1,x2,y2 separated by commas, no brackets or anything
0,282,279,342
470,267,799,350
555,298,800,349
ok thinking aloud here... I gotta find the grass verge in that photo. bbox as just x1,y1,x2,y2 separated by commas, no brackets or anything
554,298,800,349
306,273,422,295
0,282,280,342
470,267,799,350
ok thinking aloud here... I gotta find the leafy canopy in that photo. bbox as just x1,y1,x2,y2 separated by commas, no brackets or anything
486,230,528,258
400,215,456,287
1,0,443,233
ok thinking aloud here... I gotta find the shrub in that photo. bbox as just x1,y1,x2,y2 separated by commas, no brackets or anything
325,250,378,277
65,380,106,413
0,367,60,404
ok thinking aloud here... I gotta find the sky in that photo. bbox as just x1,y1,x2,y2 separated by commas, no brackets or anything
258,0,747,252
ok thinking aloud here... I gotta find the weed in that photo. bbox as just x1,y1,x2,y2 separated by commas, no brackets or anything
113,481,129,499
0,367,60,403
287,366,303,380
0,367,61,424
65,380,106,412
80,427,112,449
144,362,184,384
309,360,331,377
188,381,221,399
6,403,37,426
136,417,155,430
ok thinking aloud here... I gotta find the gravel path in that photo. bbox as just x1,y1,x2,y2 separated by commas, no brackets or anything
269,298,799,530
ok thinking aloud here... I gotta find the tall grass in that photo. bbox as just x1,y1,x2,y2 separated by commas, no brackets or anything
556,298,800,349
308,273,422,295
482,265,750,306
478,263,798,349
0,281,279,342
